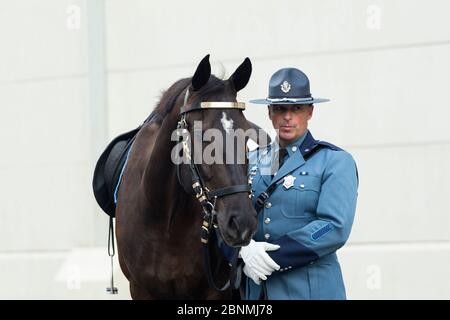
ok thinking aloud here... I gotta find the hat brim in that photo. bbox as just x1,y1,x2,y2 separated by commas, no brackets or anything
249,98,330,105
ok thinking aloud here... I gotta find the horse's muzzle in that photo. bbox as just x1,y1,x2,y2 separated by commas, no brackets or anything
222,211,257,247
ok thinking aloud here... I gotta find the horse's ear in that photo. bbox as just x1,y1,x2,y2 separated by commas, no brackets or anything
229,57,252,92
192,54,211,91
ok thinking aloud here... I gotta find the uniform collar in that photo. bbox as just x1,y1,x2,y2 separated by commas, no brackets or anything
274,129,309,157
264,130,317,186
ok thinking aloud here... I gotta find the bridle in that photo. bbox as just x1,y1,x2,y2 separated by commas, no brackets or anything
175,87,250,291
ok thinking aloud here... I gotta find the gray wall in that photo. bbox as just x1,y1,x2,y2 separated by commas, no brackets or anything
1,0,449,299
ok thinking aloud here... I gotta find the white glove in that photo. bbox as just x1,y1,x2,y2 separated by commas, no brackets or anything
243,264,262,285
239,239,280,282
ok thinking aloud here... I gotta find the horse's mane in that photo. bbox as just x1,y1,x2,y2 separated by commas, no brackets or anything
153,75,226,122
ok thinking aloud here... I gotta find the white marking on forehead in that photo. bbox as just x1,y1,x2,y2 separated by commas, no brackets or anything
220,111,234,134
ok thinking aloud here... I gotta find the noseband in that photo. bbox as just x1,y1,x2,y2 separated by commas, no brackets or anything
176,88,249,292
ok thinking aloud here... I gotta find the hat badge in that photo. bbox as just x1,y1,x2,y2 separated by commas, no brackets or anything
280,81,291,93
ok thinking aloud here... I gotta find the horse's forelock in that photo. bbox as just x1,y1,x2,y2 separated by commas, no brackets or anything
194,75,234,103
211,60,226,80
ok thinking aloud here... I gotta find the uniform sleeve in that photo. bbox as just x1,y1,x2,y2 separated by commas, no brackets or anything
268,151,358,270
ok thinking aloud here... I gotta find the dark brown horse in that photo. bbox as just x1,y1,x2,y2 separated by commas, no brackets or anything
115,55,260,299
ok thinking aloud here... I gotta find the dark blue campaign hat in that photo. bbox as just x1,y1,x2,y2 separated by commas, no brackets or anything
250,68,329,105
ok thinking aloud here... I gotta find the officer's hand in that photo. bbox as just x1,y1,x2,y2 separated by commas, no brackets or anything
243,264,263,285
239,239,280,276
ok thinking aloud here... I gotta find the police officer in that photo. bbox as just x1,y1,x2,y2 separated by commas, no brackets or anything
241,68,359,300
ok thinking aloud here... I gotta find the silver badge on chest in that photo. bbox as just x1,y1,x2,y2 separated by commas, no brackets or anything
283,175,296,189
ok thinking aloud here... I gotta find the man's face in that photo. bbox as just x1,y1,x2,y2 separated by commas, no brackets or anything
268,104,314,146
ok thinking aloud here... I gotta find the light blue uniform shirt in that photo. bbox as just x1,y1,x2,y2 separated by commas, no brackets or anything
246,130,358,300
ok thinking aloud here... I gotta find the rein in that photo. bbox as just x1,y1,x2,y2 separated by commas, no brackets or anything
176,88,249,292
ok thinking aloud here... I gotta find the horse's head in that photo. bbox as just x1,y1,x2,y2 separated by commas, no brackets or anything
176,55,257,247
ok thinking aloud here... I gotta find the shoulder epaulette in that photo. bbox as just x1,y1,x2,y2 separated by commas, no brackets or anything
316,141,343,152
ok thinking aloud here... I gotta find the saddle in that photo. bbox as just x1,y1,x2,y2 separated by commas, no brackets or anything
92,112,156,217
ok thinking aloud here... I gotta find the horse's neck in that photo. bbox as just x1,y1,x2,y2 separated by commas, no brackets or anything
142,107,197,224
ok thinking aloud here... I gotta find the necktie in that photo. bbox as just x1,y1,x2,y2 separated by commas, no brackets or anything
271,148,288,178
278,148,288,167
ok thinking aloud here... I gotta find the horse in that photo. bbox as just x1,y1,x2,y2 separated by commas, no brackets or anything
115,55,261,299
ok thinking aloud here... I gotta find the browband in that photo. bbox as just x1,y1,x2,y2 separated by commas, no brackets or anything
181,101,246,114
180,88,246,114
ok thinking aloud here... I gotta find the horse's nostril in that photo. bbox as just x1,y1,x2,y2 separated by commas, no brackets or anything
227,215,255,244
227,215,240,239
240,229,251,242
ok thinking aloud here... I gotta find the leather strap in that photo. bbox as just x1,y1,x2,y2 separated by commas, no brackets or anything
208,184,250,198
254,143,325,213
